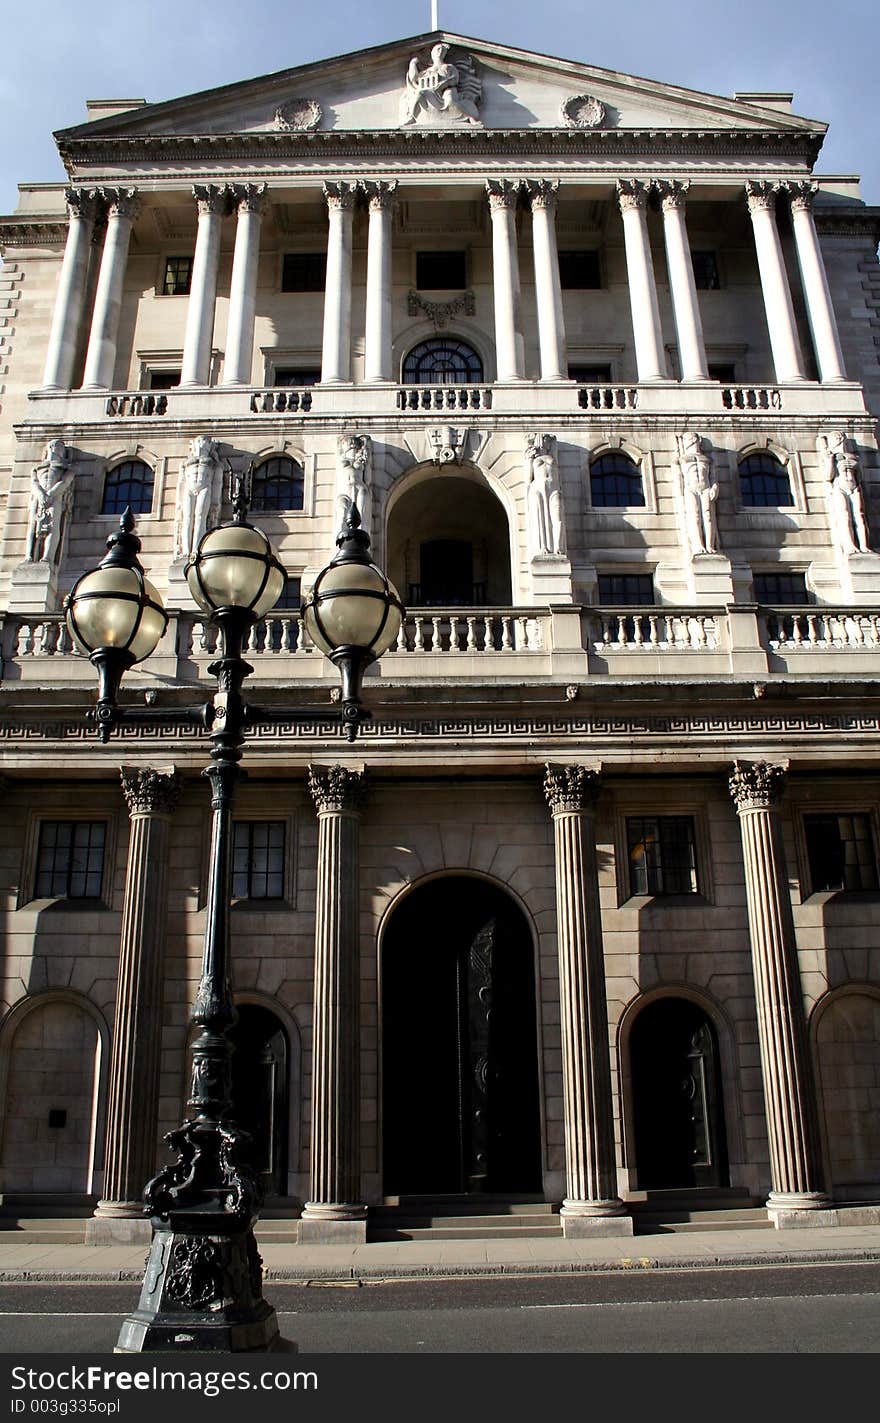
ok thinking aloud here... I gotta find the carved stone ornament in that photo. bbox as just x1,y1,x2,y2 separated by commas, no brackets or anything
817,431,872,556
24,438,75,566
560,94,607,129
65,187,99,222
192,183,230,216
616,178,650,213
323,180,359,211
674,431,719,559
523,179,559,211
728,760,786,812
543,763,600,814
428,426,467,465
361,179,399,212
308,764,368,814
230,182,268,214
120,766,182,817
485,178,520,212
655,179,690,211
525,433,566,558
407,289,476,330
745,180,778,215
273,97,322,131
97,187,140,221
785,181,817,213
399,43,483,127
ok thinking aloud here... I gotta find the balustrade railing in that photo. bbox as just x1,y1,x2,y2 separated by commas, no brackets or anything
588,608,722,652
763,607,880,650
390,609,546,655
249,387,314,414
396,384,493,411
577,385,638,411
721,386,782,411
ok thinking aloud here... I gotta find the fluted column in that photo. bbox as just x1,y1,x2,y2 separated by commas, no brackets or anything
525,180,567,381
222,183,267,386
87,768,181,1243
320,182,358,384
544,765,632,1236
42,188,98,391
656,179,709,381
362,180,398,383
179,184,228,387
486,179,525,381
301,765,367,1240
728,762,830,1221
785,182,847,383
616,179,666,381
745,181,806,382
81,188,139,390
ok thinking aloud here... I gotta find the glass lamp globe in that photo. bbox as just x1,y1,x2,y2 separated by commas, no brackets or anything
185,521,286,620
65,512,168,664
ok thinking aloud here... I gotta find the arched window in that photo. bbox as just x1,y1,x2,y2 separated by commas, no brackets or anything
402,337,483,385
590,452,645,508
250,456,304,512
101,460,154,516
739,452,793,507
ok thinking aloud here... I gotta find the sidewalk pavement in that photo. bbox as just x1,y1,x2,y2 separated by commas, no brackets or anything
2,1223,880,1283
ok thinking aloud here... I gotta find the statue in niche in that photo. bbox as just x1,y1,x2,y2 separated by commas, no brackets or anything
25,439,75,564
335,433,372,535
524,433,566,558
817,431,872,556
399,44,482,127
175,435,225,562
675,432,719,557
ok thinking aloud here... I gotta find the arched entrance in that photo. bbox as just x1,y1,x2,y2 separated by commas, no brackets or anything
386,471,513,608
382,877,542,1196
229,1004,289,1198
630,997,729,1190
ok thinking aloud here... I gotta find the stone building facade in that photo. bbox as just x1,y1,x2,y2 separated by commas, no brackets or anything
1,31,879,1240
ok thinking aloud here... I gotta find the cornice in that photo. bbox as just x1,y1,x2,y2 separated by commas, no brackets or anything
814,207,880,241
0,218,68,248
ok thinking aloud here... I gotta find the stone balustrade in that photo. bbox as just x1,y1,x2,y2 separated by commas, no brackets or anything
577,385,639,411
762,607,880,651
589,608,722,652
395,384,494,411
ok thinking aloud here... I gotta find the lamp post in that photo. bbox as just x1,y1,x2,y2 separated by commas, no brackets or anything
65,486,402,1352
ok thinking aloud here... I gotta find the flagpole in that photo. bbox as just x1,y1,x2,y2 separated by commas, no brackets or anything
431,0,439,29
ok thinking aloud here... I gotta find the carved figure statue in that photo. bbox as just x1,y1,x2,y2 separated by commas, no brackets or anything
25,439,75,564
335,433,372,535
175,436,225,562
399,44,482,126
818,431,872,556
525,433,566,558
675,432,719,557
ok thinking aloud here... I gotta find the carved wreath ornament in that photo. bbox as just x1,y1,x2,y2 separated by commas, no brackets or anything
274,97,322,131
560,94,607,129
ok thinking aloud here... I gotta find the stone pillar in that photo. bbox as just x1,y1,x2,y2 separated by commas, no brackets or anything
222,183,267,386
86,767,181,1244
786,182,848,383
745,181,806,383
525,179,567,381
543,765,633,1237
728,762,831,1225
320,181,358,384
616,179,666,381
656,179,709,381
81,188,139,390
362,180,398,383
41,188,98,391
486,179,525,381
300,765,368,1241
179,184,228,387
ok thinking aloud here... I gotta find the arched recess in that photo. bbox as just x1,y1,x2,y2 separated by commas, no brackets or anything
618,986,742,1192
812,985,880,1200
385,463,514,607
394,322,495,385
379,872,544,1197
0,991,109,1197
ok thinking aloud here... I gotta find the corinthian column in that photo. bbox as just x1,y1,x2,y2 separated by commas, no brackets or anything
81,188,140,390
180,184,228,387
728,762,831,1224
524,180,567,381
42,188,98,391
616,179,667,381
785,182,847,383
86,767,181,1244
656,180,709,381
300,765,368,1241
362,180,398,382
745,181,806,382
486,179,525,381
320,182,358,383
222,183,267,386
544,765,632,1237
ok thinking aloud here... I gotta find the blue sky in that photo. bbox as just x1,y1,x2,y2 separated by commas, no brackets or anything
1,0,878,211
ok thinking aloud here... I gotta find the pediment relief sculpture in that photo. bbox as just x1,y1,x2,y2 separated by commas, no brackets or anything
273,97,323,131
399,44,482,127
560,93,607,129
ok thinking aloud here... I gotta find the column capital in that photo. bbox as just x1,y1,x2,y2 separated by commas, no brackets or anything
192,183,230,215
120,766,182,817
745,180,778,215
543,763,601,814
728,759,786,812
97,187,140,221
784,181,818,214
360,179,398,212
523,179,559,211
323,180,359,211
230,182,268,214
486,178,521,212
616,178,650,213
655,178,690,211
65,187,99,221
308,764,367,814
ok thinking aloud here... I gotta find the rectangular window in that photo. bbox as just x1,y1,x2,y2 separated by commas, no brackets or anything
275,576,302,610
162,257,193,296
805,814,878,893
273,368,321,387
707,362,736,383
416,250,467,290
559,250,602,289
35,821,106,899
569,364,613,383
147,369,180,390
753,571,809,605
233,821,285,900
281,253,327,292
692,251,720,290
597,574,655,605
627,816,698,896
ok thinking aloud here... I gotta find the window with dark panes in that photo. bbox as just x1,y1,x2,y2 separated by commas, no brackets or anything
753,571,808,605
281,253,327,292
805,814,878,893
707,363,737,384
101,460,154,516
692,251,720,290
273,368,321,387
739,452,793,507
233,821,285,900
569,364,613,383
35,821,106,899
416,250,467,289
403,338,483,384
162,256,193,296
597,574,655,605
275,576,302,610
147,369,180,390
250,457,304,512
559,250,602,289
627,816,698,896
590,452,645,508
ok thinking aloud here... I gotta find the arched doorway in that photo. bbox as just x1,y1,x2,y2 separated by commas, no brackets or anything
386,472,513,608
630,997,729,1190
402,336,484,385
382,877,542,1196
229,1004,289,1199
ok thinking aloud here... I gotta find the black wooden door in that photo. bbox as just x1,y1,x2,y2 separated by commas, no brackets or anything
229,1004,289,1198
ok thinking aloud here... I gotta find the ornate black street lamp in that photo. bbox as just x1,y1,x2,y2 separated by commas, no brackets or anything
65,485,402,1352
